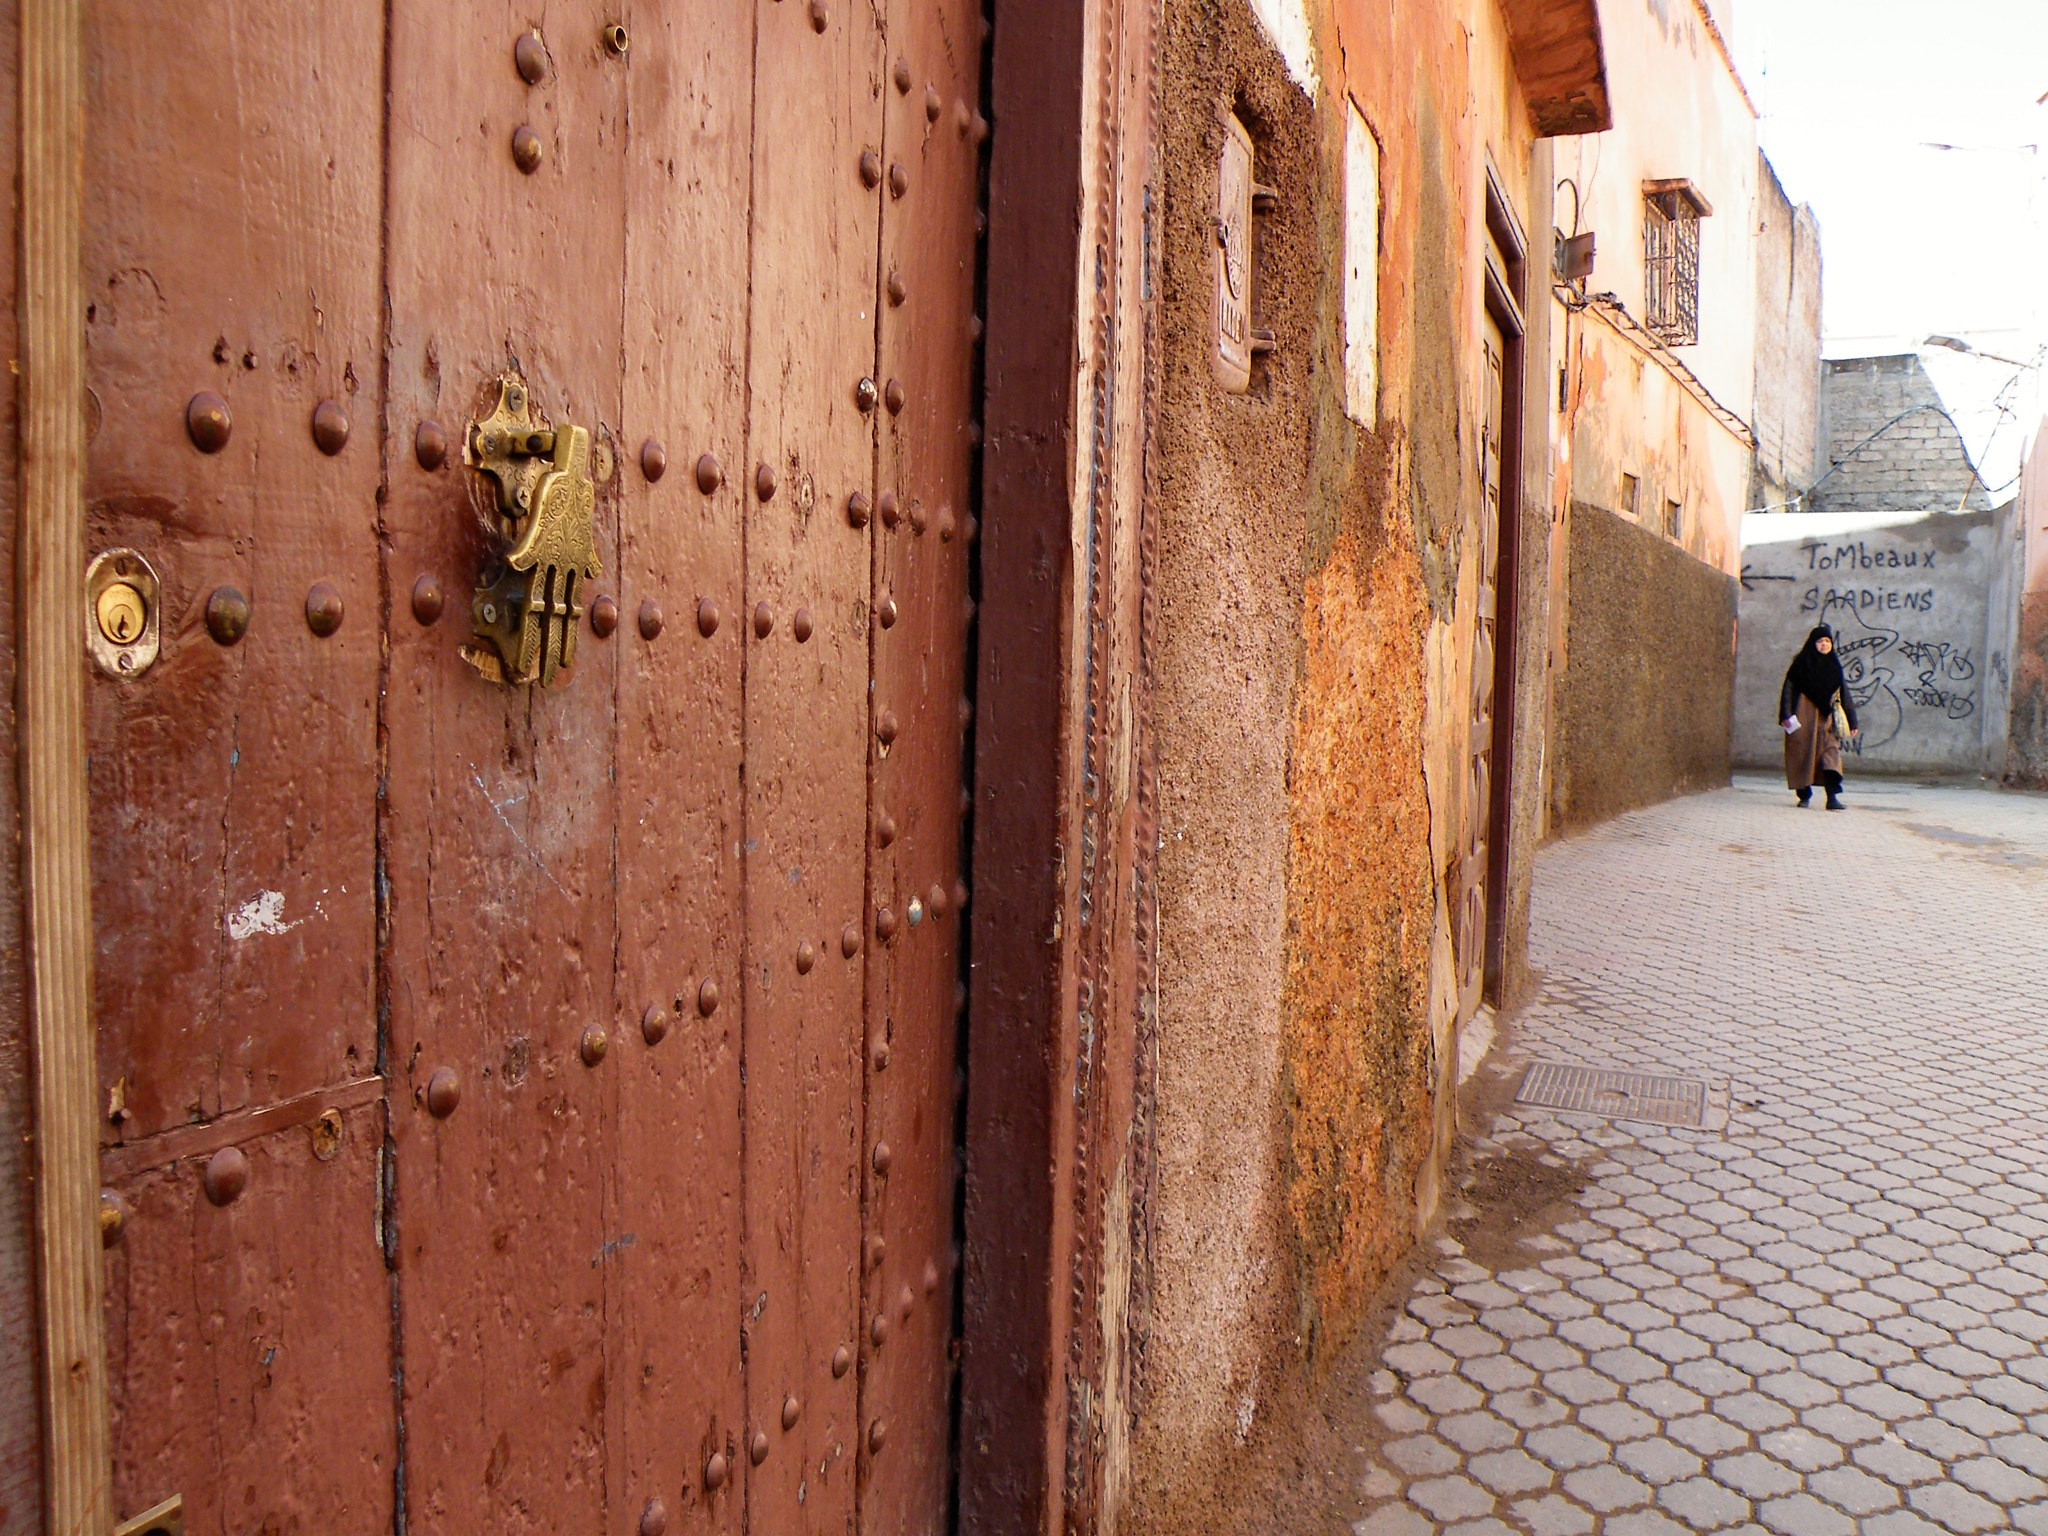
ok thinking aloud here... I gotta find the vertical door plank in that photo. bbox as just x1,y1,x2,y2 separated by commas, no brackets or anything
381,5,627,1529
612,1,752,1529
739,0,884,1529
81,0,391,1524
863,0,984,1525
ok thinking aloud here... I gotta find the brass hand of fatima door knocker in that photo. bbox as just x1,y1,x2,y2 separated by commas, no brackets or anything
461,375,601,687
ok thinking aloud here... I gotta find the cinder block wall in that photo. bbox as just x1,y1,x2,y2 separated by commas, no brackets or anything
1812,355,1991,514
1552,504,1735,830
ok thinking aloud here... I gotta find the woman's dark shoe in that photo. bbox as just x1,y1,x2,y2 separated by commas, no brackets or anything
1796,790,1811,807
1825,791,1844,811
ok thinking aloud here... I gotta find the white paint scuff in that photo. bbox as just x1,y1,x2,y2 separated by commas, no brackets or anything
226,889,299,941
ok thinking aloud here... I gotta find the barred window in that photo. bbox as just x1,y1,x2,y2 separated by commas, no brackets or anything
1642,180,1711,348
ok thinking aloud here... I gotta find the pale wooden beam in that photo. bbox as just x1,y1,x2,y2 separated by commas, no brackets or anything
19,0,112,1529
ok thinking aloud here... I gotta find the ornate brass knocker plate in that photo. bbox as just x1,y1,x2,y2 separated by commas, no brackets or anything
461,377,601,687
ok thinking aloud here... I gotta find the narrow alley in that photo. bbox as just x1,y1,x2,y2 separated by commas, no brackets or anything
1333,778,2048,1535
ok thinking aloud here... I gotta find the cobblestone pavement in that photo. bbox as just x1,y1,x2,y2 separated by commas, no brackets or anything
1356,777,2048,1536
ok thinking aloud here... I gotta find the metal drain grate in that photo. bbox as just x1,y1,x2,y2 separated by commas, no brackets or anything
1515,1061,1707,1127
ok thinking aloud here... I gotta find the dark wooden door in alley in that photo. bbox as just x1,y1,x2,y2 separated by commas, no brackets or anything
84,4,981,1532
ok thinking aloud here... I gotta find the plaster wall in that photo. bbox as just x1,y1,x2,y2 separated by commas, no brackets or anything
1733,509,2010,777
1551,0,1757,580
1557,0,1755,414
1551,503,1734,831
1128,0,1558,1526
2005,427,2048,784
1751,152,1821,509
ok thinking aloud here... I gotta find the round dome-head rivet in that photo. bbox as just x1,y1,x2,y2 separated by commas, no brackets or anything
698,977,720,1016
893,58,913,93
305,582,344,638
581,1025,609,1066
753,601,775,639
750,1430,770,1466
426,1067,462,1119
847,492,872,529
638,599,664,641
695,452,723,494
782,1394,802,1430
311,399,350,455
832,1345,852,1378
795,941,816,975
641,1003,669,1046
514,31,549,85
206,586,250,646
415,419,448,470
412,574,444,626
756,462,778,501
858,150,882,189
639,1500,667,1536
696,597,721,636
704,1452,728,1490
841,924,862,959
640,438,667,482
186,391,232,453
203,1146,249,1207
792,607,813,643
511,125,543,174
590,594,619,638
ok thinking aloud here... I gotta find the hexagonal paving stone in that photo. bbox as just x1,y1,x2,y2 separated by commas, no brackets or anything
1904,1481,2005,1535
1438,1410,1518,1454
1469,1448,1554,1497
1511,1493,1597,1536
1756,1492,1855,1536
1545,1367,1622,1406
1950,1453,2047,1503
1805,1464,1901,1516
1851,1437,1944,1488
1461,1353,1539,1394
1667,1411,1750,1457
1710,1451,1802,1501
1384,1433,1461,1477
1408,1475,1496,1522
1354,1502,1434,1536
1411,1374,1487,1415
1563,1463,1652,1513
1578,1400,1661,1442
1714,1391,1797,1433
1526,1424,1611,1471
1756,1425,1844,1473
1493,1388,1570,1430
1657,1475,1752,1530
1616,1436,1704,1486
1511,1337,1586,1374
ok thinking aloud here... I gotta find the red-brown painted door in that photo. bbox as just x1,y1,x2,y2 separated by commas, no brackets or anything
82,4,983,1533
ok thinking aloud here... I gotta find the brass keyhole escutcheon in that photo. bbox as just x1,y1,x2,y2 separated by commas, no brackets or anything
460,375,602,688
84,547,162,678
97,582,146,645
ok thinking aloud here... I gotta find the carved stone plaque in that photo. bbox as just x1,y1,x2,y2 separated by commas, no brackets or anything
1213,111,1254,393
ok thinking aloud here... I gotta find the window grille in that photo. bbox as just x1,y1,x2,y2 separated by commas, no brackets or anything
1642,180,1710,348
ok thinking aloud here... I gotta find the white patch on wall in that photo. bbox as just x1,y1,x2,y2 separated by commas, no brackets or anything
225,889,299,941
1245,0,1316,100
1342,99,1379,426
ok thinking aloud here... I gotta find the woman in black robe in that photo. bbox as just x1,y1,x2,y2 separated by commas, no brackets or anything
1779,624,1859,809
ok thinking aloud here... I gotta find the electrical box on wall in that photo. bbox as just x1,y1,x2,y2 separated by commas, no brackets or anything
1214,111,1255,392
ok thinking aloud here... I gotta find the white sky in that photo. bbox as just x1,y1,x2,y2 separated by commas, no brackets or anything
1726,0,2048,493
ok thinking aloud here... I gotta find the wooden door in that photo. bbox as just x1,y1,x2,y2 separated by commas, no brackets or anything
81,3,984,1533
1459,311,1505,1014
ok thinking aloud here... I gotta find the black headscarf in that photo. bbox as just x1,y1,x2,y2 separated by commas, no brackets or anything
1785,624,1847,713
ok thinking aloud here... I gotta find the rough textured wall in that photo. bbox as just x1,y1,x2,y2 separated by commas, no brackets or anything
1553,503,1734,830
1733,510,2002,777
1129,0,1552,1527
1812,354,1992,514
1750,152,1820,511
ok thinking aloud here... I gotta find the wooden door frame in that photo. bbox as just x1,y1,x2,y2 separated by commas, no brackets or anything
19,0,114,1530
960,0,1160,1525
1481,163,1526,1002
